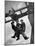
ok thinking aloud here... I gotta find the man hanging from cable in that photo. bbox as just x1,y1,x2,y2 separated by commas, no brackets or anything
11,19,29,40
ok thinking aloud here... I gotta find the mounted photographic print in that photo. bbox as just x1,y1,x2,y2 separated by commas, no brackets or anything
5,0,34,46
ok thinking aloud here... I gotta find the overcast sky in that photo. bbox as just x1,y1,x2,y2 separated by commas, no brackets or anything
5,1,26,13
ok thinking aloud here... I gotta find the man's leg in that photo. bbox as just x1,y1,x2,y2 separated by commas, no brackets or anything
22,32,29,40
16,34,20,40
16,31,20,40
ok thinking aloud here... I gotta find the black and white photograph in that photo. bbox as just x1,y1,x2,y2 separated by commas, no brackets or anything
5,1,34,45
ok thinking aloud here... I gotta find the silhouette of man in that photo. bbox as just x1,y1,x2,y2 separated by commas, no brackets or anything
20,20,29,40
11,19,29,40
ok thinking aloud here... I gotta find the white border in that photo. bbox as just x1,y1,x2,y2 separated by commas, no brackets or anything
0,0,4,46
5,0,34,2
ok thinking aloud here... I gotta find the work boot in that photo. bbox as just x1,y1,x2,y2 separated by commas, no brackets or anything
16,37,20,40
11,35,15,38
24,36,29,40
